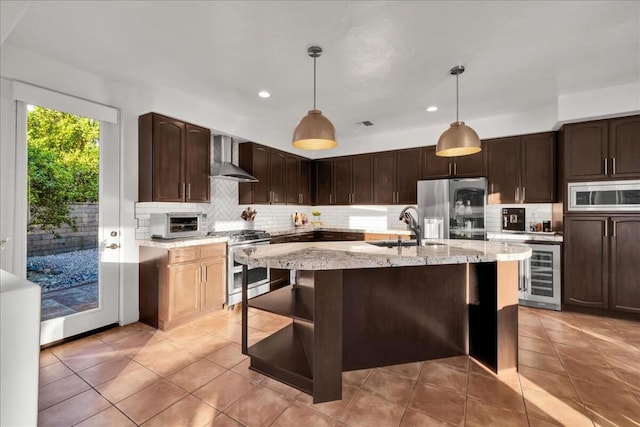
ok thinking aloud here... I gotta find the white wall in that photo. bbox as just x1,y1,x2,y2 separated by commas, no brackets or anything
1,42,637,325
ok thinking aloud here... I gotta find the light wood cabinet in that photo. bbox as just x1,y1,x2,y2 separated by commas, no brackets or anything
139,243,226,330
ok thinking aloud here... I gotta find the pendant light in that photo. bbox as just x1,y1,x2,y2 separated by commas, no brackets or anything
292,46,337,150
436,65,481,157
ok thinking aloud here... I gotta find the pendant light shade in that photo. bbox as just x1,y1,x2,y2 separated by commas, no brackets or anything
292,46,337,150
436,65,481,157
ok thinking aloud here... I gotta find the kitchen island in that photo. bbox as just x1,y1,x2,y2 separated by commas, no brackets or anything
235,239,531,403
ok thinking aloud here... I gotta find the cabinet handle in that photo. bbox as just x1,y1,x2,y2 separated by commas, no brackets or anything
612,158,616,175
187,183,191,200
604,220,608,237
604,158,608,175
454,162,457,176
612,220,616,237
180,182,185,198
515,187,520,202
329,193,333,204
522,186,526,201
392,192,396,204
448,163,452,176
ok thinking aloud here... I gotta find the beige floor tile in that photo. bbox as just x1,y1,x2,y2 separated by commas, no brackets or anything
518,324,548,340
434,355,469,372
518,310,543,327
342,391,406,427
225,385,291,426
527,417,563,427
95,364,161,403
400,409,455,426
419,360,468,394
39,349,59,367
467,372,525,414
109,330,163,356
523,388,593,427
380,361,424,380
518,365,579,401
56,341,123,372
572,378,640,415
204,413,245,426
408,382,466,426
519,335,554,354
39,361,74,386
204,343,248,368
185,334,233,356
468,359,520,388
161,325,208,346
261,376,303,399
258,317,293,334
194,370,257,410
361,368,416,405
143,348,200,376
465,397,528,427
143,395,219,427
584,402,640,427
297,384,358,419
342,368,372,387
167,358,226,392
552,341,609,367
77,356,142,387
38,374,90,410
545,328,594,348
562,358,627,389
38,389,110,427
94,325,142,344
230,358,268,382
116,380,187,424
518,348,565,375
130,340,180,364
75,406,136,427
272,401,337,427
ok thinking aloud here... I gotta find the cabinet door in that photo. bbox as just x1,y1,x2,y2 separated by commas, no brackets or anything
421,146,451,179
563,121,608,180
396,148,420,204
315,159,333,205
270,150,286,204
610,216,640,314
609,115,640,179
300,160,311,205
153,115,185,202
563,216,608,309
241,144,270,204
201,257,226,312
184,124,211,203
373,151,395,204
333,157,352,205
453,141,486,178
521,133,556,203
352,154,374,204
168,263,201,321
285,155,301,205
487,137,520,204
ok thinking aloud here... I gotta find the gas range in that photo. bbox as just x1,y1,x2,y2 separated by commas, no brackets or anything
208,229,271,245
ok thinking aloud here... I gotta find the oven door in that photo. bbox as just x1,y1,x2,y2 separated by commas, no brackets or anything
227,241,270,306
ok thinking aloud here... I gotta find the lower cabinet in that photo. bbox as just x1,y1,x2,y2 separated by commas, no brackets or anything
563,215,640,315
139,243,226,329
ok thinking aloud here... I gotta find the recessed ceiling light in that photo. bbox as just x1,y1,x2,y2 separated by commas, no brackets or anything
258,91,271,98
426,106,438,112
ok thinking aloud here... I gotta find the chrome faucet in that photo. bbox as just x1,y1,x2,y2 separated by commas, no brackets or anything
399,206,421,246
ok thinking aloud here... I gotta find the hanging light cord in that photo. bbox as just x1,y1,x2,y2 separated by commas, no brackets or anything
455,72,459,122
313,55,317,110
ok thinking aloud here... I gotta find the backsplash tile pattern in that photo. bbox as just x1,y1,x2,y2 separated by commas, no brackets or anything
134,180,554,238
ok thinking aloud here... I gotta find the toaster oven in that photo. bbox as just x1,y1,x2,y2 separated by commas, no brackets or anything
149,213,207,239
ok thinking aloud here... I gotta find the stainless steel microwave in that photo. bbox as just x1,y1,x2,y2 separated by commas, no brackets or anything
568,180,640,212
149,212,207,239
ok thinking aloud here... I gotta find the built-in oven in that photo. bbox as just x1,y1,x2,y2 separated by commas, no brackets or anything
227,240,270,307
568,180,640,211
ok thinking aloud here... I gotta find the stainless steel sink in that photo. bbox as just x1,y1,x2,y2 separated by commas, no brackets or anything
366,240,447,248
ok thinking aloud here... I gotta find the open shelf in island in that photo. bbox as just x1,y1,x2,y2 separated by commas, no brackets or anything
248,285,313,322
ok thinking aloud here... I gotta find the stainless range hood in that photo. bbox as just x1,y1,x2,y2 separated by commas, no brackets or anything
211,135,258,182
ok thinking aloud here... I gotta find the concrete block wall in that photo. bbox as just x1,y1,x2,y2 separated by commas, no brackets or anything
27,203,98,256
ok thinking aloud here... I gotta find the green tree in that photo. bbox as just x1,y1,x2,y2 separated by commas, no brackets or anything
27,106,100,233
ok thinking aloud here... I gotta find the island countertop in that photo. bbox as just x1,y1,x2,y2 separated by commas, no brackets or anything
234,239,531,270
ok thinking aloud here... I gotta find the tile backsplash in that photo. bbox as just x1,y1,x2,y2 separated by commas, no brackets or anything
135,180,554,239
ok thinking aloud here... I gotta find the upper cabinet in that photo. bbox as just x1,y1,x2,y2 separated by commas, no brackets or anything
239,142,286,205
373,148,420,205
285,154,312,205
314,155,373,205
487,132,556,204
563,115,640,181
420,143,486,180
139,113,211,203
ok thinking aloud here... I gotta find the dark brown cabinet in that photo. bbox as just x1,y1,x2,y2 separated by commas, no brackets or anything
564,215,640,314
487,132,556,204
314,155,373,205
373,148,420,205
139,113,211,203
563,115,640,181
239,143,286,205
420,143,486,179
285,156,312,205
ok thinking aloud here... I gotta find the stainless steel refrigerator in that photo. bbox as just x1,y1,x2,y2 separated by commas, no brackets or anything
417,178,487,241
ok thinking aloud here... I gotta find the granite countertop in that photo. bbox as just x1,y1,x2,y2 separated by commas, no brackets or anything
138,236,228,249
486,232,563,243
234,239,531,270
267,226,413,237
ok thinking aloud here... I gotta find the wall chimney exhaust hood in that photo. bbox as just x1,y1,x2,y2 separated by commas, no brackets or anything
211,135,258,182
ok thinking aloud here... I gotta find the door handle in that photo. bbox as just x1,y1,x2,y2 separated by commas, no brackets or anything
0,238,11,250
106,243,120,250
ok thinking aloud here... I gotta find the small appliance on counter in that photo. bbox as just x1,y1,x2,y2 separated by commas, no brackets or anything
502,208,526,233
149,212,207,239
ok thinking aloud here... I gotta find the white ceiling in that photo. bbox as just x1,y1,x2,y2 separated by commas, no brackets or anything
2,1,639,153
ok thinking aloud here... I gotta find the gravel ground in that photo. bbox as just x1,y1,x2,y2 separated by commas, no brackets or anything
27,248,98,293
